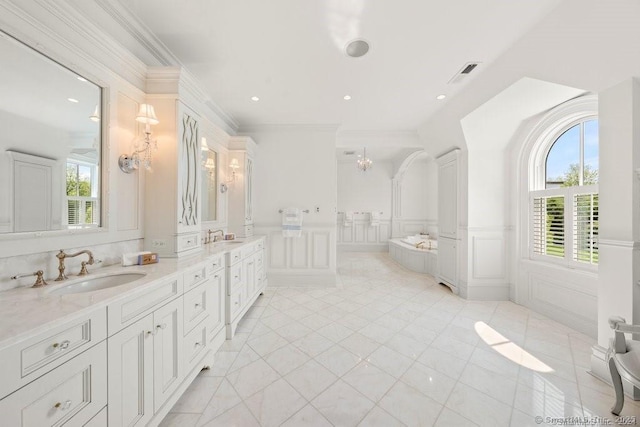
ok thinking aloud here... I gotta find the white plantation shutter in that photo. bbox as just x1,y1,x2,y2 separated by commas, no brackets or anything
573,192,598,264
532,193,565,258
530,185,598,267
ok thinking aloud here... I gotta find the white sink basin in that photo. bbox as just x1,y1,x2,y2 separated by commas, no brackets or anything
47,272,146,296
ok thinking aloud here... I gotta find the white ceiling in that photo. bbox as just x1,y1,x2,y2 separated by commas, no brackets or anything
115,0,561,131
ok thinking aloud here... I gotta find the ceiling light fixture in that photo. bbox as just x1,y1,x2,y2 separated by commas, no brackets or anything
67,98,79,103
357,147,373,172
436,94,446,100
251,96,260,102
345,39,370,58
343,95,352,100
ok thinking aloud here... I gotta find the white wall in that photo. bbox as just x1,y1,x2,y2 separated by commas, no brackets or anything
338,160,392,215
244,126,338,285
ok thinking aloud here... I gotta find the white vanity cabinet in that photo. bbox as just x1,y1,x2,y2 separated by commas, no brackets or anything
228,136,256,238
107,296,184,426
144,99,202,257
0,341,107,427
225,238,267,338
0,307,108,426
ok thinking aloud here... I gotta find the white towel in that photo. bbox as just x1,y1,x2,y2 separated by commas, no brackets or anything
370,211,380,227
343,211,353,227
282,208,303,237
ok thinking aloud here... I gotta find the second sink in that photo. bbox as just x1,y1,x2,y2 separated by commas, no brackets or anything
47,272,146,296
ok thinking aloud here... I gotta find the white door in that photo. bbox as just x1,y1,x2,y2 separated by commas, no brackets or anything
209,270,225,337
108,315,154,427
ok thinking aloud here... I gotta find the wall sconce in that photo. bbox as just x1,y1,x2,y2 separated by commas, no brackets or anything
228,158,240,182
220,158,240,193
119,103,159,173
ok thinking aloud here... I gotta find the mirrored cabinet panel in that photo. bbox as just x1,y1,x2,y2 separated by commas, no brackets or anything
201,145,218,222
0,30,102,233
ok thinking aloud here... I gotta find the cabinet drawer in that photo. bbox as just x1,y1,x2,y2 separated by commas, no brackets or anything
0,340,107,426
227,248,242,265
183,283,211,335
207,254,225,274
184,263,208,291
256,239,264,251
227,287,246,322
107,274,182,335
177,232,200,252
184,322,208,372
0,307,107,400
227,262,243,294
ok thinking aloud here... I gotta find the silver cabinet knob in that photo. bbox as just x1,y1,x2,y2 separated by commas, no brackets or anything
52,340,70,350
54,400,72,410
156,323,167,330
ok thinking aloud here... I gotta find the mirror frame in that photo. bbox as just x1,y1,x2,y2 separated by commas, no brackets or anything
0,29,108,241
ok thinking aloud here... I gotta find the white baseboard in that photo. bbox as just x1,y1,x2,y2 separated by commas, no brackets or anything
465,283,510,301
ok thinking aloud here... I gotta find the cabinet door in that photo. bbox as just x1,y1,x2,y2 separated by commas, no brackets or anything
438,238,458,287
438,159,458,238
153,298,184,411
108,315,154,427
177,106,200,233
245,156,253,224
243,254,257,298
208,269,225,337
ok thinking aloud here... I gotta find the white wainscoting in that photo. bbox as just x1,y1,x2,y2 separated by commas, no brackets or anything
337,212,391,251
460,228,510,300
254,223,336,286
517,259,597,337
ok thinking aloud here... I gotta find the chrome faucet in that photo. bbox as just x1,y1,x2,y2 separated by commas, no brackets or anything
55,249,95,281
206,229,225,244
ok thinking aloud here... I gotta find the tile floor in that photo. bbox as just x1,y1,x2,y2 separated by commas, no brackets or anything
160,253,640,427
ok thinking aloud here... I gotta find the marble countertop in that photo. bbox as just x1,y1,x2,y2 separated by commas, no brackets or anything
0,236,264,350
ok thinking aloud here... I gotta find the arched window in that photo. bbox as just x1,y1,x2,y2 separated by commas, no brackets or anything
530,117,599,267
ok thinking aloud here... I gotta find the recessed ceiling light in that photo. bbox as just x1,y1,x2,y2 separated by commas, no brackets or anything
251,96,259,102
345,39,370,58
436,94,446,100
77,76,87,82
67,98,79,103
343,95,351,100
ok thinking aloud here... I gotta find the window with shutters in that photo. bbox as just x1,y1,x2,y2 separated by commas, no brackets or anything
530,118,598,268
66,160,99,228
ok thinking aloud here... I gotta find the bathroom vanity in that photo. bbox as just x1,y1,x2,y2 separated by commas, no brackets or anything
0,237,266,426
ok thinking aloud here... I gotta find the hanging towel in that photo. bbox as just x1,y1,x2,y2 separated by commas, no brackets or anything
343,211,353,227
282,207,303,237
370,211,381,227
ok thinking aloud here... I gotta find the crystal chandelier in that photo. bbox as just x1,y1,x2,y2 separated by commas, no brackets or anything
357,147,373,171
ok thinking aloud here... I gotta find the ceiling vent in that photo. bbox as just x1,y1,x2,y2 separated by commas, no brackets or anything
343,150,356,156
448,62,481,84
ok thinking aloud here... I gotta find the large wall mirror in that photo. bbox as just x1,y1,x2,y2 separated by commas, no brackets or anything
0,30,102,234
201,142,218,222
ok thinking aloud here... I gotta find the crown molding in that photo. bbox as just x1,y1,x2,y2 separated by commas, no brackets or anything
0,0,148,90
93,0,179,66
